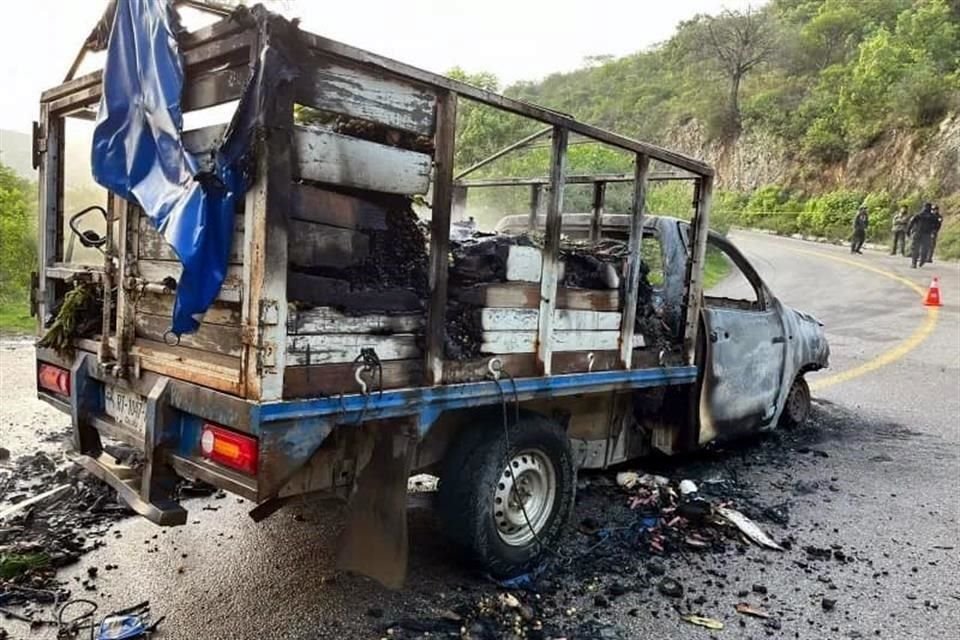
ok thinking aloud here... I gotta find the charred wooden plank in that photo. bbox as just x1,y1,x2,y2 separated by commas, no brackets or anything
478,308,621,331
288,307,423,334
442,354,539,383
454,283,619,312
132,338,243,395
283,359,423,398
136,260,243,303
298,31,714,177
287,272,423,313
136,292,241,326
296,52,436,136
138,212,244,264
292,128,431,195
287,334,421,365
290,182,388,230
441,349,623,383
44,25,252,111
480,330,640,354
135,313,242,357
183,64,249,111
288,220,369,269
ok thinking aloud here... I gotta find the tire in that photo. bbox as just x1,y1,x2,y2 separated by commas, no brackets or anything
437,415,576,578
779,375,811,428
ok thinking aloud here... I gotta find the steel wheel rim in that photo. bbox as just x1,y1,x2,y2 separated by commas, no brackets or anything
787,381,808,421
493,449,557,547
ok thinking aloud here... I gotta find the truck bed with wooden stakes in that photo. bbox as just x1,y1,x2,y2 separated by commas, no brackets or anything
32,0,828,587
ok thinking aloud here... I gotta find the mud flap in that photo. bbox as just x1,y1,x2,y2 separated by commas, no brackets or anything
335,419,417,589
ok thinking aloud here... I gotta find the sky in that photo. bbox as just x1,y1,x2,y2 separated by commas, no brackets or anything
0,0,761,133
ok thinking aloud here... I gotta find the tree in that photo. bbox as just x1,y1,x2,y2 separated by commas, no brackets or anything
0,163,37,304
701,8,776,138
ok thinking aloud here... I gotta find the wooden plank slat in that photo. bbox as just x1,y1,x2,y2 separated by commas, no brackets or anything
441,350,624,383
135,313,242,357
137,260,243,303
283,359,423,398
288,220,369,269
138,213,244,264
183,65,249,111
288,307,423,334
287,272,423,312
132,338,242,395
455,284,619,312
290,182,388,230
299,31,714,177
287,334,421,365
296,53,436,136
136,292,241,326
44,25,252,111
292,128,431,195
478,308,621,332
480,330,642,355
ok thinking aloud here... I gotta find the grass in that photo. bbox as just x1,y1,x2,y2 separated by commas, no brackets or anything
0,298,35,335
702,246,732,290
0,553,50,580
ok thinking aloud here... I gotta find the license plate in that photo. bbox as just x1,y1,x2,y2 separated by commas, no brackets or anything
104,385,148,433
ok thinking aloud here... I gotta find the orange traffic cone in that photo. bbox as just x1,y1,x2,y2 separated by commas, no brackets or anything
924,276,943,307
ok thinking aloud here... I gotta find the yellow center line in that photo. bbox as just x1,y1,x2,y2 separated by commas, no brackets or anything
782,246,939,391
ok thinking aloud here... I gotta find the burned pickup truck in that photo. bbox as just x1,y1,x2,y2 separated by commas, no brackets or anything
31,1,828,586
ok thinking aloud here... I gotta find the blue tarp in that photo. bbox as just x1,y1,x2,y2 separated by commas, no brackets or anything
91,0,247,335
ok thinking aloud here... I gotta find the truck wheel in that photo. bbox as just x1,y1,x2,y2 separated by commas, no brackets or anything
437,415,575,578
779,376,811,428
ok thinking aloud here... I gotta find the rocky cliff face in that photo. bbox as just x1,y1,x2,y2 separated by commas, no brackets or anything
664,113,960,196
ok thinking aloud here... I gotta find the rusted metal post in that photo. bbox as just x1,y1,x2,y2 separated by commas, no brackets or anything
589,181,606,242
528,183,544,231
425,90,457,385
619,155,650,369
451,185,468,222
682,176,712,364
35,105,60,331
454,126,551,181
536,126,568,375
113,198,137,376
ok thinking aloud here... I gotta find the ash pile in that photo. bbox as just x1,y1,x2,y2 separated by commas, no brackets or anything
388,472,791,639
0,450,131,610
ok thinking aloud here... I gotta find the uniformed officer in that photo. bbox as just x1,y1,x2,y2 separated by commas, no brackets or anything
891,206,909,256
907,203,938,268
850,206,869,254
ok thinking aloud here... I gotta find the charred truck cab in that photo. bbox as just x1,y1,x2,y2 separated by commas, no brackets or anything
33,1,827,586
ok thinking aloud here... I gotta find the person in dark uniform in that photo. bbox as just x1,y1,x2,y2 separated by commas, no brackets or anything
850,206,869,254
907,203,938,268
929,204,943,263
891,205,909,256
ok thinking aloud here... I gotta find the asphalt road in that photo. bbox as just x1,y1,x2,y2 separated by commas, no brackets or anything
1,232,958,640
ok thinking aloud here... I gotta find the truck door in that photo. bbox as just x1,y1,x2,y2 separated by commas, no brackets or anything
697,235,786,444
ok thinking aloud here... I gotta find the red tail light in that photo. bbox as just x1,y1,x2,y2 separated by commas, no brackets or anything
38,364,71,396
200,424,258,475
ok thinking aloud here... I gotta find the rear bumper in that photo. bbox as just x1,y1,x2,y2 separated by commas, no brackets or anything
37,351,260,525
74,452,187,526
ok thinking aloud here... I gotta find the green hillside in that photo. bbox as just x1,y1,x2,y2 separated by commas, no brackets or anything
452,0,960,253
